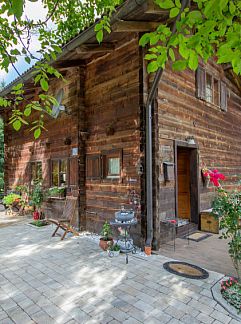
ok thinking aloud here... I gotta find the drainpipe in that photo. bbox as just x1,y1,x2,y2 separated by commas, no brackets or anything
145,0,190,248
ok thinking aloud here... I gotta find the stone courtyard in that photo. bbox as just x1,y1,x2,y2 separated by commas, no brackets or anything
0,222,239,324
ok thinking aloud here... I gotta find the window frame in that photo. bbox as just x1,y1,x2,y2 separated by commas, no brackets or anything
196,66,227,111
101,149,122,181
86,149,123,182
51,158,68,187
30,161,42,185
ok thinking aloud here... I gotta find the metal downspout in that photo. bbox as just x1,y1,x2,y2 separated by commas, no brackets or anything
145,0,190,248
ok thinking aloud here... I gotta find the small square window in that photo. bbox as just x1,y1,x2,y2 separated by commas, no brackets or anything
107,157,120,178
205,73,213,103
102,149,122,180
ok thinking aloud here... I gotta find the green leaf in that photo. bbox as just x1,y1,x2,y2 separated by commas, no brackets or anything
155,0,175,9
172,60,187,71
12,0,24,19
188,51,199,70
40,79,49,92
13,120,21,131
96,30,103,44
170,7,180,18
175,0,181,9
147,61,159,73
139,34,150,47
34,128,41,139
25,57,31,64
24,107,32,117
145,53,158,60
168,48,175,61
179,43,189,59
229,2,236,15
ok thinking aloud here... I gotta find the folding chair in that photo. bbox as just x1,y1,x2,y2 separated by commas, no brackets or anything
48,196,79,240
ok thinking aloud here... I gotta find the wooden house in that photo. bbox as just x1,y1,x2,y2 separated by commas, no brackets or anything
1,0,241,249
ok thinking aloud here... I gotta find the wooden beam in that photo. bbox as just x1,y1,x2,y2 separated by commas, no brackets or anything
54,59,86,68
145,0,169,14
75,43,115,54
112,20,160,32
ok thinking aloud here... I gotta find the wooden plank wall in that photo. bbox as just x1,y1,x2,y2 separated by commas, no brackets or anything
84,36,143,244
155,60,241,244
4,67,82,225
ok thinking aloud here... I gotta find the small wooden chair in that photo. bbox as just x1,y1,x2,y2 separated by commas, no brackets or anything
48,196,79,240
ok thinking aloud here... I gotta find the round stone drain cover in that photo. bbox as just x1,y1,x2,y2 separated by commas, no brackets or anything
163,261,209,279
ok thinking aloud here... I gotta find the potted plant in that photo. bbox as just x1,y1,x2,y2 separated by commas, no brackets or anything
99,221,113,251
48,186,66,198
3,193,21,215
30,183,44,220
108,243,120,257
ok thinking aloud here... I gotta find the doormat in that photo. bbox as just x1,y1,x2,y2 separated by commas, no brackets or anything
163,261,209,279
184,232,212,242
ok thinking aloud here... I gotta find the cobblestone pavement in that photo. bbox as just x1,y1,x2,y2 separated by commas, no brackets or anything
0,223,238,324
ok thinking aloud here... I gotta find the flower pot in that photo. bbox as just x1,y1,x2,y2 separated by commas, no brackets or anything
145,246,152,256
108,250,120,257
33,211,40,220
99,238,113,251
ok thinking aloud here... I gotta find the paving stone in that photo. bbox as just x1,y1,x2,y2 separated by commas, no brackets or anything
164,306,185,320
122,317,141,324
196,312,215,324
181,314,201,324
106,307,129,322
0,223,237,324
0,310,9,320
31,310,56,324
133,300,154,313
210,310,231,324
188,299,213,315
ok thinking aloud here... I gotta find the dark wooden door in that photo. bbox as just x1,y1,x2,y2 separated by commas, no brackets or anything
177,149,191,219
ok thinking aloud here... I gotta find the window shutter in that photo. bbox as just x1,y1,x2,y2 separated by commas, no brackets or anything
220,81,227,111
69,157,79,187
86,155,101,180
196,66,206,100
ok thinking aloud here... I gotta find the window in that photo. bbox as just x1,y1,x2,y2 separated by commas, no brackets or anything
86,149,122,180
102,149,122,179
51,159,67,187
205,73,213,103
31,161,42,184
196,66,227,111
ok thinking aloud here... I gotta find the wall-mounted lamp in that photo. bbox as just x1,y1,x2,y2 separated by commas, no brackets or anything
186,136,195,145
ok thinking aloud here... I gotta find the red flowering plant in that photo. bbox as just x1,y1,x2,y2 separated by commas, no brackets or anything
201,167,225,187
220,277,241,313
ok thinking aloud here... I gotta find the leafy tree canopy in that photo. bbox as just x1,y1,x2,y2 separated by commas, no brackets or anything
0,0,240,138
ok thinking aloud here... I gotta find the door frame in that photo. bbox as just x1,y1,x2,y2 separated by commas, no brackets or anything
174,140,200,225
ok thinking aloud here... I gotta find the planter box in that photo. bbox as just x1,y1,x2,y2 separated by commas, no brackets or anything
200,209,219,234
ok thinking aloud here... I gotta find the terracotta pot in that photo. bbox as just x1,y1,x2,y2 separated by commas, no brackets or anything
99,238,113,251
145,246,152,256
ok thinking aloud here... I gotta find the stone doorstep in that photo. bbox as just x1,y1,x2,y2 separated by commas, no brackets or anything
211,276,241,322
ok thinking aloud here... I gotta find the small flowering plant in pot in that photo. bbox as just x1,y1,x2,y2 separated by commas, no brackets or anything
221,278,241,313
107,243,121,257
99,221,113,251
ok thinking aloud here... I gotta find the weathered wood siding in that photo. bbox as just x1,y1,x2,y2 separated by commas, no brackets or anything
155,61,241,244
84,37,143,244
4,67,82,225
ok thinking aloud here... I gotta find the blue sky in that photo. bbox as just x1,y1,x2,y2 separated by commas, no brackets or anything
0,1,48,86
